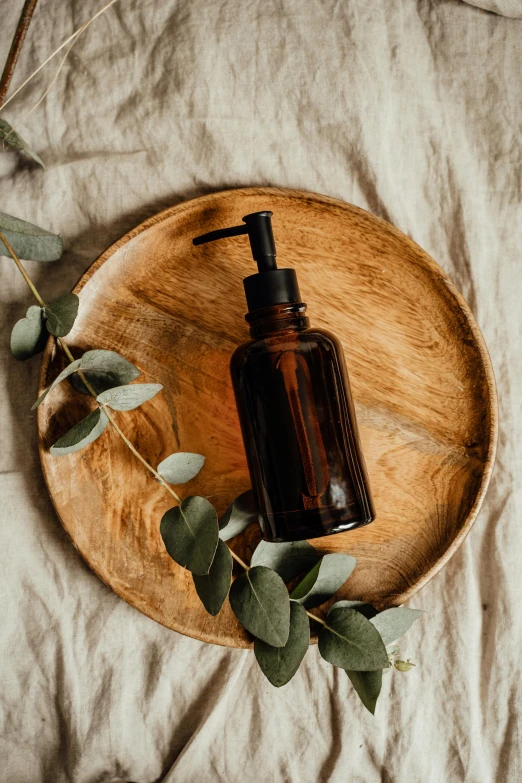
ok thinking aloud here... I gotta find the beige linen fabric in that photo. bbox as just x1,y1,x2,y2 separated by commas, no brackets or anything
1,1,521,781
463,0,522,17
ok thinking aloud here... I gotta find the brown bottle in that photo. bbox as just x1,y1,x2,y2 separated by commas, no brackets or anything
193,211,375,542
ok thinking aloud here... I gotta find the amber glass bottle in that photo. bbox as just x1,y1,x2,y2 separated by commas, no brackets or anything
230,303,374,541
194,211,375,542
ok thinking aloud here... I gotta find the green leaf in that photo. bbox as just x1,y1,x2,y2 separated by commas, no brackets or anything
250,540,319,583
254,601,310,687
193,538,233,615
0,211,62,261
328,600,377,620
318,607,389,671
157,452,205,485
34,349,141,408
70,349,140,395
346,669,383,715
44,293,79,337
97,383,162,411
394,659,416,672
229,565,290,647
219,489,259,541
160,496,218,575
0,118,44,168
50,408,109,456
290,553,357,608
370,608,423,646
10,305,47,360
32,358,82,409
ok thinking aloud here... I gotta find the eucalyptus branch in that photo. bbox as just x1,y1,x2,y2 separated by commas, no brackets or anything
1,230,181,505
57,335,182,502
0,0,40,109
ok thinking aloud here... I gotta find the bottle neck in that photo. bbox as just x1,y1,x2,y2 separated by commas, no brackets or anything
246,303,309,339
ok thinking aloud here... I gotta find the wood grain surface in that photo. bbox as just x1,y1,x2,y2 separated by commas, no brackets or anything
37,188,498,648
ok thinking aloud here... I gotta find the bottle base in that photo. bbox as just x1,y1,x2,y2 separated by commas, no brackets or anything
263,509,375,543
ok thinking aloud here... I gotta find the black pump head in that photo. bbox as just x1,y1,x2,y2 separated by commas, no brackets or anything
193,210,301,312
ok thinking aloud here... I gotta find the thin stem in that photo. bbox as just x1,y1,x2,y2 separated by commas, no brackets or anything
0,231,45,306
101,405,182,503
6,32,82,142
0,0,40,109
229,548,249,571
1,0,120,112
55,337,97,394
306,610,326,626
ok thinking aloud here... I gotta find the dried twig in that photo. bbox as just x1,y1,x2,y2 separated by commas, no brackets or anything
15,31,83,130
0,0,40,109
1,0,120,113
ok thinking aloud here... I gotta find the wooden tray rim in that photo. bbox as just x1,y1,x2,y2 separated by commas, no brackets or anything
37,187,499,644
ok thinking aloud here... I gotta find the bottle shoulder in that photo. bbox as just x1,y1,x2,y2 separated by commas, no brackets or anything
304,326,343,349
231,326,344,366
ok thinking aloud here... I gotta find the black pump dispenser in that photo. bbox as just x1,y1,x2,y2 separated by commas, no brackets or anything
193,211,301,312
192,207,376,542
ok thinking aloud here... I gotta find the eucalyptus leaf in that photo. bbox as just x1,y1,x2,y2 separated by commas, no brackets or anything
160,496,218,575
70,349,140,395
328,600,377,620
254,601,310,687
0,211,62,261
229,565,290,647
33,349,140,409
290,553,357,608
219,489,260,541
250,540,319,583
0,118,44,167
10,305,46,360
50,408,109,456
32,358,82,409
370,608,423,646
193,538,232,615
44,293,79,337
318,607,389,671
97,383,162,411
346,669,383,715
157,452,205,485
394,659,416,672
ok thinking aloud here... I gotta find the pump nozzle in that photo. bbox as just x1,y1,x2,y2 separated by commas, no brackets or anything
193,211,277,272
193,210,301,312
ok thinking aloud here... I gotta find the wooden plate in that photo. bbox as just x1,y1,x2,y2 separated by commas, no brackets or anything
37,188,497,648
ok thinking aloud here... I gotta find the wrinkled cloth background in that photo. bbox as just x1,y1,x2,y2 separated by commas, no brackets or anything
1,1,521,781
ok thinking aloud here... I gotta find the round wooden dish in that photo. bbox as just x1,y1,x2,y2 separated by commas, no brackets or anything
37,188,497,648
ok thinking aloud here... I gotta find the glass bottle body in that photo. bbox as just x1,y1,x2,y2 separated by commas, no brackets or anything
230,304,375,542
